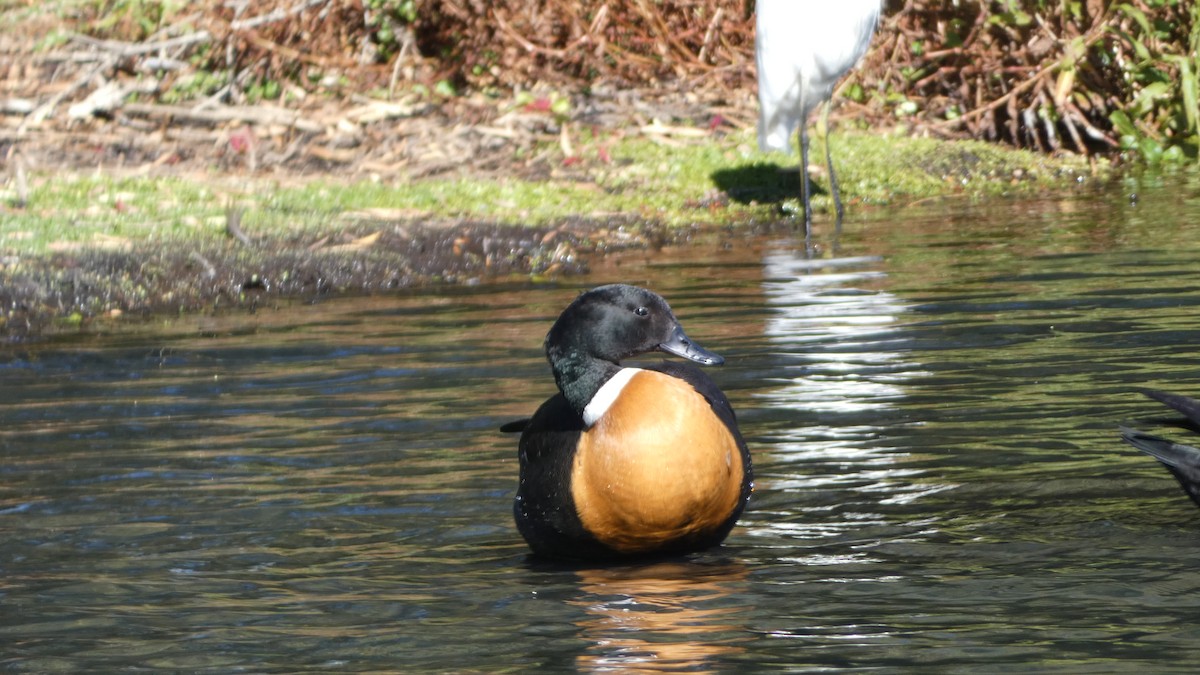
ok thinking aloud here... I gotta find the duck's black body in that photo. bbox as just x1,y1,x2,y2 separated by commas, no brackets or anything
512,284,752,560
1121,389,1200,508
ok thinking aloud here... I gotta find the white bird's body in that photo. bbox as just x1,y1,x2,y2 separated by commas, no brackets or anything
755,0,880,233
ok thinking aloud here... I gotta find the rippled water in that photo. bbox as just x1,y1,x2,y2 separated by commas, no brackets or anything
4,173,1200,671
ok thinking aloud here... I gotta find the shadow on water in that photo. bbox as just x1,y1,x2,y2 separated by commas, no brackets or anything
4,172,1200,669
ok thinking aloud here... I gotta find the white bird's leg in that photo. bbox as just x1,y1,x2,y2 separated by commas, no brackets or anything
820,100,844,233
798,120,814,240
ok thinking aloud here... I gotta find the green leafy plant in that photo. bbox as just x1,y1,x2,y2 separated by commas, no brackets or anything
1107,1,1200,163
364,0,417,61
160,70,227,104
82,0,184,42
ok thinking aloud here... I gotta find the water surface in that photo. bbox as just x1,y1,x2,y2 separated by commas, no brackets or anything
4,173,1200,671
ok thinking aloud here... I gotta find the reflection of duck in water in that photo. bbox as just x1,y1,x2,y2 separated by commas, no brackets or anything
1122,389,1200,507
509,285,753,560
572,561,749,672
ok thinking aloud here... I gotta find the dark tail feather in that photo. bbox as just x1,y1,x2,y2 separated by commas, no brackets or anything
1120,427,1200,471
1139,388,1200,428
500,418,530,433
1121,426,1200,508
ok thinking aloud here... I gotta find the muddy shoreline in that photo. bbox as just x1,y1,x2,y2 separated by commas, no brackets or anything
0,213,761,341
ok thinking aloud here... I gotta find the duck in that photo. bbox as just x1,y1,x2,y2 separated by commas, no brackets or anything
1120,389,1200,508
509,284,753,560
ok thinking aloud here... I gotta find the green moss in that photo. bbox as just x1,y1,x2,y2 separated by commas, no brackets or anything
0,174,226,254
0,129,1101,258
270,129,1097,231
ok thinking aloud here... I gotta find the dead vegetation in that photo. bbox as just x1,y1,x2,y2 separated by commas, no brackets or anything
1,0,1196,182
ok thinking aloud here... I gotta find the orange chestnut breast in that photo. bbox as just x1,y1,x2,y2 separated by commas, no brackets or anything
570,369,744,553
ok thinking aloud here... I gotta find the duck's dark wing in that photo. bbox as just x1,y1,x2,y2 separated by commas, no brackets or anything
1141,389,1200,428
1121,426,1200,508
512,394,614,560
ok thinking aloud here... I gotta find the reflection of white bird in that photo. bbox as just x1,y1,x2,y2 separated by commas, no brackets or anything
753,245,947,540
756,0,880,235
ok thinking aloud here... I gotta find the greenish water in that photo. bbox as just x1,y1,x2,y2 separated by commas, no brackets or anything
3,172,1200,671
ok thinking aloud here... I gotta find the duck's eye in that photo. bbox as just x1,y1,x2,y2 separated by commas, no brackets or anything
634,306,649,317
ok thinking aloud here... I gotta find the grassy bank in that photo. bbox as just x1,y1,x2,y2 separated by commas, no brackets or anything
4,128,1098,252
0,126,1102,340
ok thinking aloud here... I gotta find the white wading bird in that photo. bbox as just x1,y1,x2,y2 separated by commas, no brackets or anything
755,0,881,236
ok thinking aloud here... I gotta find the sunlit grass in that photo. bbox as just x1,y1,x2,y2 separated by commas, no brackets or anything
0,127,1103,256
